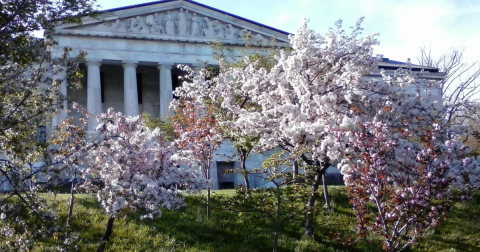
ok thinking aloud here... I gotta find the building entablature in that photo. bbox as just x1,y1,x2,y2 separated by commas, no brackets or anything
52,0,290,62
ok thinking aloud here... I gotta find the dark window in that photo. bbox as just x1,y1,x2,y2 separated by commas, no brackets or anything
137,73,142,104
100,72,105,103
219,182,234,190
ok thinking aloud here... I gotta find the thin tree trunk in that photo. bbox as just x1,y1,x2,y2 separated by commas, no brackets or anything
243,172,250,189
273,184,281,252
292,160,299,182
320,158,331,209
304,166,322,238
273,221,279,252
206,167,211,219
96,215,115,252
240,151,250,189
322,173,330,209
206,187,211,219
65,179,76,237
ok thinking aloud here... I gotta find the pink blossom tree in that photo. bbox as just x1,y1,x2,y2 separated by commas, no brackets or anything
328,66,480,251
336,121,479,251
334,103,480,251
72,109,206,252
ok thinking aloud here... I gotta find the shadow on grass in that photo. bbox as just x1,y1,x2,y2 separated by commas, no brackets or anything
136,196,274,252
134,194,375,252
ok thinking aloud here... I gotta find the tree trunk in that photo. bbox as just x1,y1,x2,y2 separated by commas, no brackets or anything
319,159,331,209
304,166,322,238
240,151,250,189
273,221,279,252
322,173,330,209
206,168,211,219
243,173,250,189
206,187,211,219
96,215,116,252
292,160,299,183
65,179,76,237
273,184,281,252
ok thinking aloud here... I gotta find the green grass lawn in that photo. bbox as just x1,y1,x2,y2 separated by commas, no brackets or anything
31,187,480,252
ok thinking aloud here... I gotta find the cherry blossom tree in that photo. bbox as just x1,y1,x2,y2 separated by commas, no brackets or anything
301,42,478,250
178,45,282,190
49,104,93,245
68,109,207,252
331,70,480,250
336,121,480,251
173,18,380,237
203,18,383,237
171,78,223,218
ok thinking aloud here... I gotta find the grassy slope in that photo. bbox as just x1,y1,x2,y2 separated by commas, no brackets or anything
33,187,480,252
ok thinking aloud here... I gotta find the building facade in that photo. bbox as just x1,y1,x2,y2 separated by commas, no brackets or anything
51,0,445,189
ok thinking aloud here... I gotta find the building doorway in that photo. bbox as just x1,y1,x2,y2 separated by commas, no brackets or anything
216,161,235,189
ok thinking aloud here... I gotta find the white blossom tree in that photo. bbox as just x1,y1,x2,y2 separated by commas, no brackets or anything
200,18,382,237
174,18,380,237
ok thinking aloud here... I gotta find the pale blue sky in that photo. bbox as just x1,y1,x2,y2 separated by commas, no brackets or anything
97,0,480,65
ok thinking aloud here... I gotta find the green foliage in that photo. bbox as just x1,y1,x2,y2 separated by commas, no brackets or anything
0,0,98,66
218,151,319,251
142,112,176,142
0,0,97,249
0,0,97,175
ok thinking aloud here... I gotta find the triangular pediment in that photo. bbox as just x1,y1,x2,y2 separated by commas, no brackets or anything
55,0,290,45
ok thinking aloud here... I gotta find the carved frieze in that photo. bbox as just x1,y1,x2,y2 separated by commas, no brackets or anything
86,8,271,43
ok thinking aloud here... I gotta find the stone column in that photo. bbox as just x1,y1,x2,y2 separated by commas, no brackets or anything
51,73,68,128
86,60,102,131
123,61,139,117
58,79,68,123
158,63,173,118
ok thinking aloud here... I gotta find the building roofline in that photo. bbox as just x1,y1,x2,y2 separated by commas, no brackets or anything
378,58,440,72
101,0,292,36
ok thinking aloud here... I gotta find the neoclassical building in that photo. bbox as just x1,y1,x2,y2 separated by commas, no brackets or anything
51,0,290,130
51,0,445,189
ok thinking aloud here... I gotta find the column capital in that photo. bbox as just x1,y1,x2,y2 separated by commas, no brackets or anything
158,63,174,70
85,59,102,67
123,60,138,67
